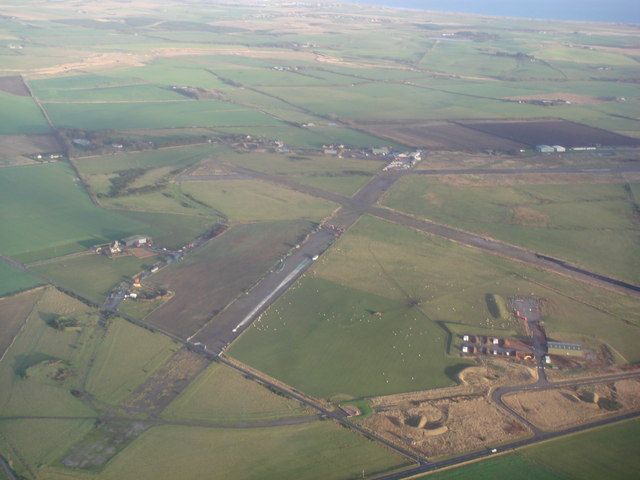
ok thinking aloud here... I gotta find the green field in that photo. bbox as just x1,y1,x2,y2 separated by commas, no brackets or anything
0,287,183,417
32,253,156,304
231,216,640,399
383,177,640,284
0,92,50,135
0,262,41,297
0,419,95,474
40,422,410,480
32,83,189,103
0,163,213,261
220,151,383,196
85,318,178,405
0,288,98,418
231,275,466,399
163,362,310,423
45,101,283,131
181,179,336,222
75,144,222,176
428,419,640,480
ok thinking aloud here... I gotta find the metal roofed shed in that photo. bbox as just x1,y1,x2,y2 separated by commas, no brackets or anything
547,341,583,357
122,235,151,248
536,145,555,153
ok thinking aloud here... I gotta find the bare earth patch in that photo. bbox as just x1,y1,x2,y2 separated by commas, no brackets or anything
0,75,30,96
503,378,640,431
122,348,209,416
362,360,534,458
364,395,528,459
423,191,443,207
511,206,549,227
354,121,524,151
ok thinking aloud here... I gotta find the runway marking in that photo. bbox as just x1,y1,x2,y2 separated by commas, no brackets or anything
232,257,312,333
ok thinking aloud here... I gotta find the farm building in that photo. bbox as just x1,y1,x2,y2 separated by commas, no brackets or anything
108,241,122,255
122,235,151,248
552,145,566,152
372,146,390,156
535,145,555,153
547,341,583,357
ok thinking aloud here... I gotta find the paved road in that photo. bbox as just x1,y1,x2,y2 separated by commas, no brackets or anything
218,356,426,466
188,173,402,355
189,226,338,355
409,164,640,176
0,455,17,480
183,165,640,298
370,207,640,298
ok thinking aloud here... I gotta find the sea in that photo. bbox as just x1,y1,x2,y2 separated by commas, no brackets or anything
355,0,640,25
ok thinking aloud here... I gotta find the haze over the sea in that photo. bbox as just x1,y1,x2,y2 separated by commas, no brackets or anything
357,0,640,24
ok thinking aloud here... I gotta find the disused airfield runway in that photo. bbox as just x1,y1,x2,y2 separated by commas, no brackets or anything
184,164,640,299
187,174,400,355
184,160,639,362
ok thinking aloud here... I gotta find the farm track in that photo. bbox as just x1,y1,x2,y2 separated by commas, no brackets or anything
410,164,640,176
371,207,640,298
218,355,427,465
0,455,18,480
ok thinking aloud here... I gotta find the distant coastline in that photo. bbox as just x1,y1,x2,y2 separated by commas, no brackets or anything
354,1,640,25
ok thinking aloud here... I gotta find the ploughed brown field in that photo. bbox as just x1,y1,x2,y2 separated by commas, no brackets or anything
358,121,526,151
0,75,31,96
459,119,640,148
143,220,313,338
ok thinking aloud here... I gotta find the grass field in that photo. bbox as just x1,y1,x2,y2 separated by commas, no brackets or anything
231,275,466,399
0,286,184,416
0,288,98,417
44,101,283,131
117,295,167,321
0,288,42,359
85,318,178,405
0,92,50,135
219,151,383,196
181,179,336,222
40,422,410,480
75,144,222,176
231,215,640,399
427,419,640,480
0,262,41,297
32,253,156,304
162,362,310,423
0,163,214,262
0,419,95,477
382,177,640,284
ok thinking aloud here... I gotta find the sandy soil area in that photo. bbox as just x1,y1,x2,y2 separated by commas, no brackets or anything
363,360,534,458
504,378,640,431
364,394,529,459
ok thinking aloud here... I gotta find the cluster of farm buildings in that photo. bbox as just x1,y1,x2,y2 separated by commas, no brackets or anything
96,235,152,256
535,144,596,153
460,334,583,364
